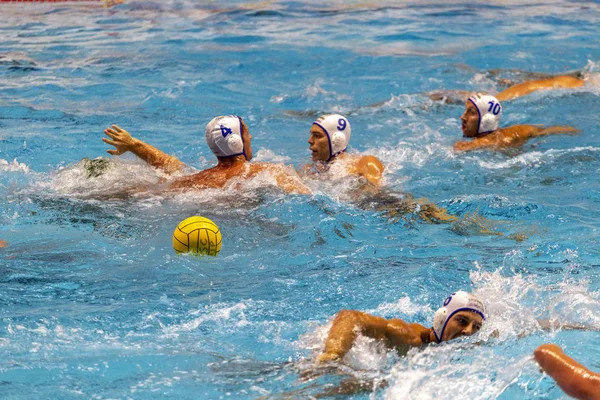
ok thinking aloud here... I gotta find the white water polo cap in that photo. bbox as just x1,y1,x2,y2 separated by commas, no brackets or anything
468,93,502,135
432,291,487,343
205,115,246,159
312,114,351,161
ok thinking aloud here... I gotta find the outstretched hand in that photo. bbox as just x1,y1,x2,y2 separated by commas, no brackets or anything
103,125,137,156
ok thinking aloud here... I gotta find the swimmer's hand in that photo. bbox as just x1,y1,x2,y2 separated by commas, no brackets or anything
103,125,138,155
316,352,341,363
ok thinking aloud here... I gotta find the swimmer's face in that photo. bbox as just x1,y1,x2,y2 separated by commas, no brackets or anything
441,311,483,342
241,119,253,161
308,124,330,162
461,101,480,138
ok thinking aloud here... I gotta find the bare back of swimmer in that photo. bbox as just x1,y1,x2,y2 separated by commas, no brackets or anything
103,116,311,194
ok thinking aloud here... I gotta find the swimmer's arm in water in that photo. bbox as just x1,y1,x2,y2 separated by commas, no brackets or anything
534,344,600,400
496,75,584,102
317,310,390,363
103,125,185,174
426,90,472,105
317,310,422,363
414,198,457,223
354,155,385,186
271,167,312,195
453,134,498,152
530,125,580,138
536,319,595,331
453,124,578,152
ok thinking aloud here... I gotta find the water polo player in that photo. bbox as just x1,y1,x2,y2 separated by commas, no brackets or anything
317,291,486,363
305,114,457,223
453,93,578,152
306,114,384,186
102,117,310,194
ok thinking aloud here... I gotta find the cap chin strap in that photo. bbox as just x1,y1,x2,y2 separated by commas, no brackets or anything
237,116,248,161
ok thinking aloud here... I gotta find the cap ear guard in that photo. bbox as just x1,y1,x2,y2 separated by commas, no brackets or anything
225,132,243,154
205,115,245,158
433,306,448,343
468,93,502,135
480,113,499,134
312,114,352,161
330,130,347,156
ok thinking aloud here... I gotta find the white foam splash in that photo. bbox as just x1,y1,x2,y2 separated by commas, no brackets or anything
0,158,30,173
367,296,434,318
384,343,533,400
157,302,249,335
41,158,162,199
253,149,291,164
471,146,600,170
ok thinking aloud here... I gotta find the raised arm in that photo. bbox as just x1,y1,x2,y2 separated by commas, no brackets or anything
534,344,600,400
355,155,385,186
103,125,185,174
497,75,584,102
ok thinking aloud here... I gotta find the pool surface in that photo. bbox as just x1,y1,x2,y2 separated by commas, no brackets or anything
1,1,600,398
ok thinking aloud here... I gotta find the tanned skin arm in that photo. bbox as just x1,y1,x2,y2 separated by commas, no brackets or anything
103,125,185,174
453,125,579,152
317,310,430,362
268,166,313,195
531,125,579,137
497,76,584,102
534,344,600,400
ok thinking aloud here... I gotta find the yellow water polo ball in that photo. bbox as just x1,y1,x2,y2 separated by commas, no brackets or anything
172,216,222,256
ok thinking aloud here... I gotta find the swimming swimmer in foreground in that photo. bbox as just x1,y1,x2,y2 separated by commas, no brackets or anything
103,116,311,194
534,344,600,400
453,93,578,152
316,291,485,363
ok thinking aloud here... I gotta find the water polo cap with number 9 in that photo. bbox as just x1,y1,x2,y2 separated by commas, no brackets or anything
312,114,352,161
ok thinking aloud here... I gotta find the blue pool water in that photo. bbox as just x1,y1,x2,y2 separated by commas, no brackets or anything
1,1,600,398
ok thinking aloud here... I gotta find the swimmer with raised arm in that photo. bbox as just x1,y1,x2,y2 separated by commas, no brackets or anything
317,291,486,363
305,114,384,187
453,93,578,152
534,344,600,400
103,116,311,194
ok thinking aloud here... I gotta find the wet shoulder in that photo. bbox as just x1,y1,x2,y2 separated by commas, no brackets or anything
498,124,540,138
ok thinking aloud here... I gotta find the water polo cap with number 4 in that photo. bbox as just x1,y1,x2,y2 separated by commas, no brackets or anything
205,116,246,159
